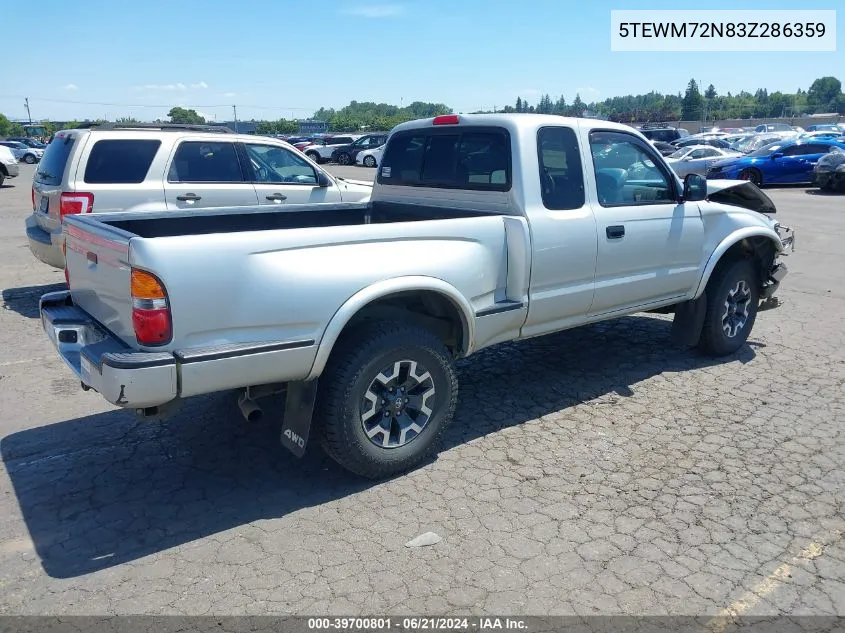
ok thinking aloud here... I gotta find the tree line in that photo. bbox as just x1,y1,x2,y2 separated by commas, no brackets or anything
2,76,841,138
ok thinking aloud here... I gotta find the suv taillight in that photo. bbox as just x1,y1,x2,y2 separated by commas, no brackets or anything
131,269,172,346
31,187,35,211
60,192,94,218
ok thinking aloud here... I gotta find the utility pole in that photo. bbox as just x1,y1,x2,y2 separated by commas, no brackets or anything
24,98,32,124
232,105,238,132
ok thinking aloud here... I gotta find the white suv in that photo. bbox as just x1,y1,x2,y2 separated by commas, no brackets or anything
26,123,373,269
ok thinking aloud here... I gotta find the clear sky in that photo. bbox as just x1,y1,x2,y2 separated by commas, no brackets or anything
1,0,842,122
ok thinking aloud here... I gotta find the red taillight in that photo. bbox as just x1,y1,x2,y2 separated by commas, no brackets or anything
131,269,172,345
31,187,36,211
433,114,460,125
60,192,94,218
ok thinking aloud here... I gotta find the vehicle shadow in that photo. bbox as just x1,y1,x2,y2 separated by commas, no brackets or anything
1,314,755,579
805,188,843,196
2,283,67,318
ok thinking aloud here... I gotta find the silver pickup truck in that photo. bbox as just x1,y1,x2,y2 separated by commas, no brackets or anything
40,114,795,478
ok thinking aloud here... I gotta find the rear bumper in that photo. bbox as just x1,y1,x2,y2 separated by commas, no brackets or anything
41,291,178,409
3,162,19,178
26,215,66,269
40,290,319,410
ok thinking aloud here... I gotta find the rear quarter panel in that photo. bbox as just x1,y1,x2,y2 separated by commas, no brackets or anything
128,215,511,353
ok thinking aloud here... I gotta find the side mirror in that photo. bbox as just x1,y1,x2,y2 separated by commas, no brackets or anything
683,173,707,202
316,171,333,188
771,152,783,160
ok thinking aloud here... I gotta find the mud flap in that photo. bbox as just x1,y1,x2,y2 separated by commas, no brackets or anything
280,379,319,458
670,292,707,347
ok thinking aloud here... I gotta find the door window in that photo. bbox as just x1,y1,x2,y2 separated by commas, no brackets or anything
244,144,318,184
168,142,245,183
589,131,675,206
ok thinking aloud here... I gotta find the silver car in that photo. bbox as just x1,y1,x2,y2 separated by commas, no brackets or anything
0,145,20,186
26,122,373,269
0,140,43,164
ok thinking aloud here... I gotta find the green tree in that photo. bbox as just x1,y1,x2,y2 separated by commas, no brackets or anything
167,107,206,124
515,97,524,113
681,79,704,120
807,76,842,112
0,113,24,137
704,84,717,100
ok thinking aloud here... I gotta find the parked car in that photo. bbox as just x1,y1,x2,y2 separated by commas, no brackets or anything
25,122,373,269
665,146,742,178
39,113,794,479
301,135,361,164
754,123,796,134
8,137,48,149
799,131,842,140
672,137,732,150
330,133,388,165
649,140,678,156
356,144,384,168
0,140,43,164
706,138,845,186
806,124,842,133
734,133,783,154
813,148,845,192
636,126,689,143
0,145,20,187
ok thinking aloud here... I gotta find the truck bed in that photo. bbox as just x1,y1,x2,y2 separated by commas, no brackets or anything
101,201,504,239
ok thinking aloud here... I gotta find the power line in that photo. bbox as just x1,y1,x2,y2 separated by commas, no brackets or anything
0,94,315,111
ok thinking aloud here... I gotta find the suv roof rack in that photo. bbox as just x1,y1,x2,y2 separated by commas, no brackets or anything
73,122,235,134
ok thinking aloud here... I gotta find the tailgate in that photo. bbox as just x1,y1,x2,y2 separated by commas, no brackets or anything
63,215,136,346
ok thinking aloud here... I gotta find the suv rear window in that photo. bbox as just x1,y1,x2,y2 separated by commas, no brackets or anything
84,139,161,184
35,134,76,186
378,128,511,191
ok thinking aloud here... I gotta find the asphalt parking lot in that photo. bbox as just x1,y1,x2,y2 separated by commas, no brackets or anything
1,162,844,618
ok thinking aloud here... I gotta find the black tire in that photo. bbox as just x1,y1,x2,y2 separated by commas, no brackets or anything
739,168,762,186
336,152,351,165
363,155,377,168
698,258,760,356
316,321,458,479
0,175,4,187
24,154,37,164
306,151,322,164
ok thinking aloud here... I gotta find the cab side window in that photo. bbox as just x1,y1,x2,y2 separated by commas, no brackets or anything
537,126,585,210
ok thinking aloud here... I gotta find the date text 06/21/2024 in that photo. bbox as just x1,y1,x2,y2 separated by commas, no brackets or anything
307,617,529,630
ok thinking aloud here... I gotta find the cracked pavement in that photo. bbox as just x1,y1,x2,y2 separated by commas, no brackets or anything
1,164,844,617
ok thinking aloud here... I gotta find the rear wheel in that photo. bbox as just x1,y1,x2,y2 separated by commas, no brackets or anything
336,152,351,165
698,258,760,356
0,174,4,187
363,155,377,168
316,321,458,479
306,151,322,164
739,168,762,186
24,154,37,164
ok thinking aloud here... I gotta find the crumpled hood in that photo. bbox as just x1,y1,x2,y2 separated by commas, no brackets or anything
706,179,777,215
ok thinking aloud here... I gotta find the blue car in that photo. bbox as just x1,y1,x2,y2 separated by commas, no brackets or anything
706,138,845,186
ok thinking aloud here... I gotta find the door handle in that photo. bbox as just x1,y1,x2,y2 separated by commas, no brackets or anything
265,193,288,201
606,225,625,239
176,193,202,202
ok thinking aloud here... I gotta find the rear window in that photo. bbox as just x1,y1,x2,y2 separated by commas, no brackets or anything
84,139,161,184
378,128,511,191
35,135,76,186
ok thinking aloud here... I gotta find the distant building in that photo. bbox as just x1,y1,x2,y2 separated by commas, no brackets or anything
298,119,328,134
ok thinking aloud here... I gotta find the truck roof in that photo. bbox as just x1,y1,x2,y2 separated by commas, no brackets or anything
389,113,639,137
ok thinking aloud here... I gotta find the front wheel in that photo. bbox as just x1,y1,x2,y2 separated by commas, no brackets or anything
363,155,377,168
316,321,458,479
698,258,760,356
336,152,351,165
306,151,322,164
23,154,37,164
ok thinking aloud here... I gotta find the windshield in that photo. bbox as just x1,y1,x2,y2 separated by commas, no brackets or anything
748,143,785,157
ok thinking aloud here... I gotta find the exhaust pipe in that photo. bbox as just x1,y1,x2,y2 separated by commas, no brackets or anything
238,392,263,422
